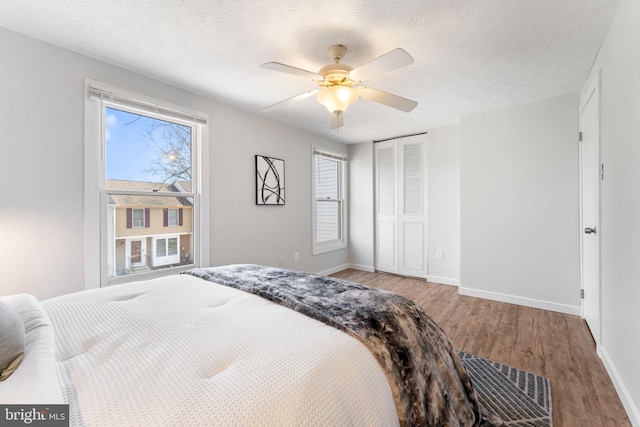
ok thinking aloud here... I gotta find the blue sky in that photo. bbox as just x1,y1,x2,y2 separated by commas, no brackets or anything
106,107,193,186
105,107,157,182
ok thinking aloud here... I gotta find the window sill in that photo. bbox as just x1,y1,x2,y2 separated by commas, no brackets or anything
313,240,347,255
103,263,196,287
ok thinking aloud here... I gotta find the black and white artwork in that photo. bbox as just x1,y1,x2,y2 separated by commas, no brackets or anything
255,155,285,205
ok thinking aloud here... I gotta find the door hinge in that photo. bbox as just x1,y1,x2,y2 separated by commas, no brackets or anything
579,131,583,142
601,164,604,180
581,289,585,299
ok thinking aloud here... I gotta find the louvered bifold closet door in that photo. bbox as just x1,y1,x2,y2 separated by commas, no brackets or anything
398,136,427,277
375,140,398,274
374,135,427,278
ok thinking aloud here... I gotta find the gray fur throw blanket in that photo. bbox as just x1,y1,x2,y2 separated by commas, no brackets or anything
183,265,504,427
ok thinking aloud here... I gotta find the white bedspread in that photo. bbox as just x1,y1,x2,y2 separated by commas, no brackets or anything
42,274,399,426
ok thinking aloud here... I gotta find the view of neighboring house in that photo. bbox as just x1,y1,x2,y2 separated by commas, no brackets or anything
107,179,193,277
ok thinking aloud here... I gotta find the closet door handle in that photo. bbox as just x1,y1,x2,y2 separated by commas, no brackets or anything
584,227,597,235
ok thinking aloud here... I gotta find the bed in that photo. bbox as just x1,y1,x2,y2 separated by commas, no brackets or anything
0,264,502,426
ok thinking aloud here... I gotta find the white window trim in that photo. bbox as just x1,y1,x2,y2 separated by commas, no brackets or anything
83,79,210,289
312,145,348,255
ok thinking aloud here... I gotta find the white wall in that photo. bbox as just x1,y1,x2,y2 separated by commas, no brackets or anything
210,106,348,274
427,125,461,286
459,94,582,314
0,27,347,300
583,0,640,423
347,142,375,271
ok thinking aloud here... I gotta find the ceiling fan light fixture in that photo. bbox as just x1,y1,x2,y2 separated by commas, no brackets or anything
262,44,417,128
316,86,358,114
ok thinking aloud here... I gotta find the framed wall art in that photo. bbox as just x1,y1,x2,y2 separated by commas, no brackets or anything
255,155,285,205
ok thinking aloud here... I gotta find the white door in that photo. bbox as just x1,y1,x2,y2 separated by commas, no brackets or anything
580,72,601,345
398,136,427,277
375,140,398,274
375,135,427,278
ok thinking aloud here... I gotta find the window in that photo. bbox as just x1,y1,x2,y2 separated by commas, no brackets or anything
168,238,178,256
167,208,179,226
153,236,180,267
128,208,148,228
86,81,207,285
164,208,183,227
155,237,178,257
312,147,347,254
156,239,166,256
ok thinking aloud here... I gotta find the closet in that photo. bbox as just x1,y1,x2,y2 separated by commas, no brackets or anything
374,134,427,278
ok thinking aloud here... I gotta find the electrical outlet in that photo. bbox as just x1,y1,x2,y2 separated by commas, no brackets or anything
294,252,300,262
435,250,444,261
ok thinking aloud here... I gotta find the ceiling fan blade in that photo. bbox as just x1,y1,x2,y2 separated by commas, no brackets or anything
329,111,344,130
261,90,318,112
357,87,418,112
349,48,415,82
261,62,323,80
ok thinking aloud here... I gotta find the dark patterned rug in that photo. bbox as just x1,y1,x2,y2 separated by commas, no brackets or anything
458,352,552,427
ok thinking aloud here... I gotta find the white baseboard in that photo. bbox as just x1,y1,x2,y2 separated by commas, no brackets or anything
317,264,350,276
598,346,640,427
427,275,460,286
458,286,581,316
347,263,376,272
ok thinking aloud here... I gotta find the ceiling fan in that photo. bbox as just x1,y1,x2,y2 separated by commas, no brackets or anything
261,44,418,129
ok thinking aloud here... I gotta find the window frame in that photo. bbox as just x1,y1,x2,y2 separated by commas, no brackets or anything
84,80,208,288
311,146,348,255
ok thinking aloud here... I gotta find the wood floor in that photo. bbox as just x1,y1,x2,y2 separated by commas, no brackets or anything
331,269,631,427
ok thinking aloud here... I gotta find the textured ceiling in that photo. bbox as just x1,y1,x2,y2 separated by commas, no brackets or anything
0,0,620,144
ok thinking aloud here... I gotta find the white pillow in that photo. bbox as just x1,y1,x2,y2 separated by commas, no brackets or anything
0,294,64,404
